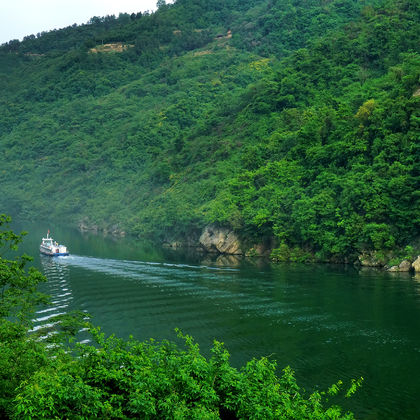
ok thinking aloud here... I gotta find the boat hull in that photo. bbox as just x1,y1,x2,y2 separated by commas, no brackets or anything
40,250,69,257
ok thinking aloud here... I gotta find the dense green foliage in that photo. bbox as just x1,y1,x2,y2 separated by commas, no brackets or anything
0,0,419,260
0,217,361,418
13,329,361,419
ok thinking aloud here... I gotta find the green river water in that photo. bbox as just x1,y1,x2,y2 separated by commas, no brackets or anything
13,222,420,419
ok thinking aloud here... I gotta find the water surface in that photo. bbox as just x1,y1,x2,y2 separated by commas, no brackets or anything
14,222,420,419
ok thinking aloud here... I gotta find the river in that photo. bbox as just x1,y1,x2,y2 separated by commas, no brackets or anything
12,222,420,419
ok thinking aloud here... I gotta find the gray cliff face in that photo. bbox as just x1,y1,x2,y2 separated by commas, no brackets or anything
199,226,242,255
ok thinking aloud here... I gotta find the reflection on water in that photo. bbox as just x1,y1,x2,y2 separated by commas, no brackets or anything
32,256,74,335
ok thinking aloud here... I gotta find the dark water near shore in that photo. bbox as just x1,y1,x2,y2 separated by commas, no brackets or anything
13,222,420,419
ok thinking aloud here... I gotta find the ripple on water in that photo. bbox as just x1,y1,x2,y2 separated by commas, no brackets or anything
32,252,420,420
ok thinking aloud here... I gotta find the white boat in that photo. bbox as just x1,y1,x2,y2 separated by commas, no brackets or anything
40,231,69,256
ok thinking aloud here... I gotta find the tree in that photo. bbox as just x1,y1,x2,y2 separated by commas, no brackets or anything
0,215,47,323
157,0,167,9
0,215,48,417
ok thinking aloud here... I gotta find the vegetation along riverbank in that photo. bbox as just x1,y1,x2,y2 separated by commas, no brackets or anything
0,0,419,264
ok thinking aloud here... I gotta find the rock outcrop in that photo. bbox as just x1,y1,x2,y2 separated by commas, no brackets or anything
412,256,420,272
78,220,125,236
199,226,242,254
388,262,409,272
387,259,416,272
78,221,99,232
245,243,271,257
358,251,386,267
398,260,412,272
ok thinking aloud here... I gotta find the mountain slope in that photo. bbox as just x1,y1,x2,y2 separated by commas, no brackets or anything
0,0,418,260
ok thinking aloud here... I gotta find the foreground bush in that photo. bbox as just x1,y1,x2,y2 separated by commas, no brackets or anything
12,329,360,419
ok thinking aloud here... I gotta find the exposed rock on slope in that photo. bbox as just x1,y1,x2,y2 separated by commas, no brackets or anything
199,225,242,255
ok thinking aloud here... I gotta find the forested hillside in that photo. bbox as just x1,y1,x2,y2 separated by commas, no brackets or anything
0,0,419,262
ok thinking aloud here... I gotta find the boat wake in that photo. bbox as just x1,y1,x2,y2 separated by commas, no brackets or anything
31,256,75,337
33,254,411,353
